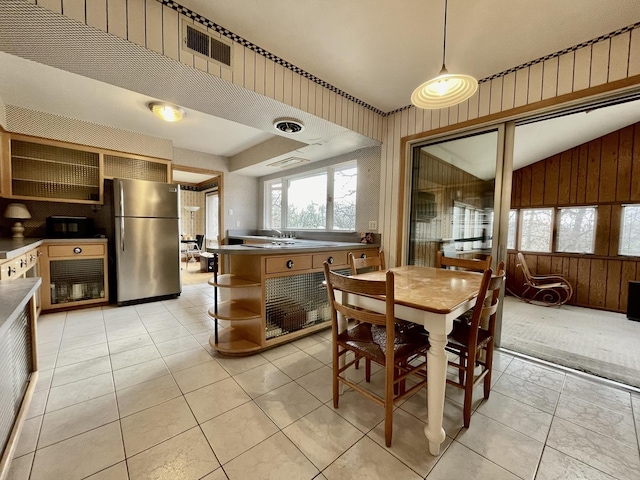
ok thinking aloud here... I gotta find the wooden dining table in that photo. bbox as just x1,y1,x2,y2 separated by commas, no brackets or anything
347,265,483,455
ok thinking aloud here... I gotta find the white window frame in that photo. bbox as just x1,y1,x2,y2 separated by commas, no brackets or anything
264,160,357,232
619,204,640,257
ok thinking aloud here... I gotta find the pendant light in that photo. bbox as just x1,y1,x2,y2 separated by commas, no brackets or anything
411,0,477,109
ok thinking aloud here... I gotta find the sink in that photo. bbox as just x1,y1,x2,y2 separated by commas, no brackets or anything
240,241,340,249
240,241,297,249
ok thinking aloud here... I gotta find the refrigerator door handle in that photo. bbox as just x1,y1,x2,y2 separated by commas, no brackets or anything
121,216,125,252
120,182,125,252
119,181,125,217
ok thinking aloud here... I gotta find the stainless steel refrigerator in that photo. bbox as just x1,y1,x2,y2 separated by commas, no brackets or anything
113,178,181,304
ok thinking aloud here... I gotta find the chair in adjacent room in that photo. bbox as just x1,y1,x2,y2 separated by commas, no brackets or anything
516,252,573,306
323,262,428,447
444,262,505,428
182,234,204,269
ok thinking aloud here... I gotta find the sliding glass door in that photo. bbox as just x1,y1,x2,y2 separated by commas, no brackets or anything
407,127,509,269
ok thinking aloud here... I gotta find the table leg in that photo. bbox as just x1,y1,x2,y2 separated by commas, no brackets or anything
425,332,447,455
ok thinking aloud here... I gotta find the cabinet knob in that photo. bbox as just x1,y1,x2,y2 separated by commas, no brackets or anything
286,260,294,269
327,256,334,264
73,247,83,254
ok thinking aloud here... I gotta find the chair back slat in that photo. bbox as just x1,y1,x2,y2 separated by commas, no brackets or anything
436,251,491,272
324,263,394,331
468,262,505,344
349,250,386,275
516,252,533,282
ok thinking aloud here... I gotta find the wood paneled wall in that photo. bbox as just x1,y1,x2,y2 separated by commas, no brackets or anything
508,122,640,313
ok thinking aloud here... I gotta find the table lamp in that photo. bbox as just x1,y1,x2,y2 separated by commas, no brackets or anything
184,206,200,239
4,203,31,239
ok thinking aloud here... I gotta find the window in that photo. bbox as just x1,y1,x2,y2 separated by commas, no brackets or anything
519,208,553,252
557,207,596,253
287,172,327,229
266,182,282,229
620,205,640,256
507,209,517,249
332,165,357,230
452,202,491,251
265,161,357,231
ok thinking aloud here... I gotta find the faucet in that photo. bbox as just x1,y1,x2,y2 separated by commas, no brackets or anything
272,229,283,238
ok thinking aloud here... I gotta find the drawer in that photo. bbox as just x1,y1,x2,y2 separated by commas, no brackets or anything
47,244,105,258
0,255,27,280
265,255,312,274
312,251,348,269
25,248,40,268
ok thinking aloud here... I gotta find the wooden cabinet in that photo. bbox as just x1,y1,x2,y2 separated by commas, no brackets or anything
7,136,102,204
0,131,171,204
0,244,43,316
208,246,379,355
40,240,108,311
103,153,170,183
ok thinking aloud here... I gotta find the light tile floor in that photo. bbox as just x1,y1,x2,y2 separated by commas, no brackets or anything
8,282,640,480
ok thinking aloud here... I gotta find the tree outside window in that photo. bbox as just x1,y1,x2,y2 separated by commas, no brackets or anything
620,205,640,256
265,161,357,231
519,208,553,252
557,207,596,254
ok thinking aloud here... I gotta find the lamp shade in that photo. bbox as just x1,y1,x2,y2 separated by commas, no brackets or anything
184,206,200,212
411,67,478,109
4,203,31,220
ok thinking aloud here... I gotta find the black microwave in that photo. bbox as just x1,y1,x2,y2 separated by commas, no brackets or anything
46,216,95,238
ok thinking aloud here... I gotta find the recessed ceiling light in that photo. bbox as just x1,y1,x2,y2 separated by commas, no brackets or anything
273,118,304,134
148,101,186,122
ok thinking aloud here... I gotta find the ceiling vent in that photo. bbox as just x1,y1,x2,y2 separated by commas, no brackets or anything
267,157,309,168
273,118,305,134
182,20,232,68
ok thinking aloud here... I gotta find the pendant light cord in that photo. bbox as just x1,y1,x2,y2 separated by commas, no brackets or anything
441,0,448,68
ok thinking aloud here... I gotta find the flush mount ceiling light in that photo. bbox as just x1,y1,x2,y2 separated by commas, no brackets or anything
148,101,186,122
267,157,309,168
411,0,478,109
273,118,305,134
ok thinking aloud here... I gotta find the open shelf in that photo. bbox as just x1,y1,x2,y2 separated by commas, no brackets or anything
208,300,261,321
208,274,261,288
208,327,262,355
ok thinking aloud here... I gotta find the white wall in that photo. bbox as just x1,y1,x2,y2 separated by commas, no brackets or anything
172,147,259,234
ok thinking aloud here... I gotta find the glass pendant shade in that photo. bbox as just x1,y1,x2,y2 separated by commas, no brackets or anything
411,66,478,109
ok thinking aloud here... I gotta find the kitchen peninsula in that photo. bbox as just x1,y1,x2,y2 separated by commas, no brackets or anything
206,237,379,355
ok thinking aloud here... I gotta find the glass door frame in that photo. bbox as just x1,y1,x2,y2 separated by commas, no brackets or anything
401,122,515,346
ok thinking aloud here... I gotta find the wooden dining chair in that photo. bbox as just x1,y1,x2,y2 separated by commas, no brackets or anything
436,251,491,272
445,261,505,428
348,249,386,275
323,262,428,447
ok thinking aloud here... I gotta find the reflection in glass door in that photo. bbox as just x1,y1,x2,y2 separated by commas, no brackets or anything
408,130,501,268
